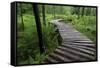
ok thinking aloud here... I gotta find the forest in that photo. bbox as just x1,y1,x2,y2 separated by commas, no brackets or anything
17,3,96,65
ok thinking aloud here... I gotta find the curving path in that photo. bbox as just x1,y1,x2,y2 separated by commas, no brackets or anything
43,19,96,63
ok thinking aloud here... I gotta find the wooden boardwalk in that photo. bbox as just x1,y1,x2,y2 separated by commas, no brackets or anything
43,19,96,63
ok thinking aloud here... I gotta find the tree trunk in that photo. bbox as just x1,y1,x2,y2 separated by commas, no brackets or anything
77,7,80,19
32,4,45,54
89,8,92,16
81,7,85,16
53,6,56,19
42,5,46,25
20,4,24,31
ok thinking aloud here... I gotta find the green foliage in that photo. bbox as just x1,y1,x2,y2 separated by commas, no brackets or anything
17,3,96,65
17,13,59,64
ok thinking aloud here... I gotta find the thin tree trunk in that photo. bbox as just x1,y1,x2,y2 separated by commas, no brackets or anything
53,6,55,19
81,7,85,16
60,6,63,14
20,4,24,31
77,7,80,19
85,8,88,16
42,5,46,25
90,8,92,16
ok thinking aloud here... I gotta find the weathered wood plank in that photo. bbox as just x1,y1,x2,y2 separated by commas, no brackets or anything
61,44,95,55
50,52,72,62
58,46,95,60
54,48,88,61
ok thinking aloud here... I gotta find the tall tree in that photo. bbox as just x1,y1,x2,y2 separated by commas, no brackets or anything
53,6,56,19
42,5,46,25
88,8,92,16
92,8,96,16
32,4,45,54
81,7,85,16
20,4,24,31
86,8,92,16
77,7,80,19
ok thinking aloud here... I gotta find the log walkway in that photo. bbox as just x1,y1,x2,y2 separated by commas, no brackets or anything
43,19,96,63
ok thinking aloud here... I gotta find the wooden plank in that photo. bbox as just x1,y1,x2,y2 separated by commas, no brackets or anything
54,48,88,61
45,56,58,63
62,43,95,47
71,45,96,52
61,44,95,55
58,46,95,60
49,53,72,62
63,39,93,44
